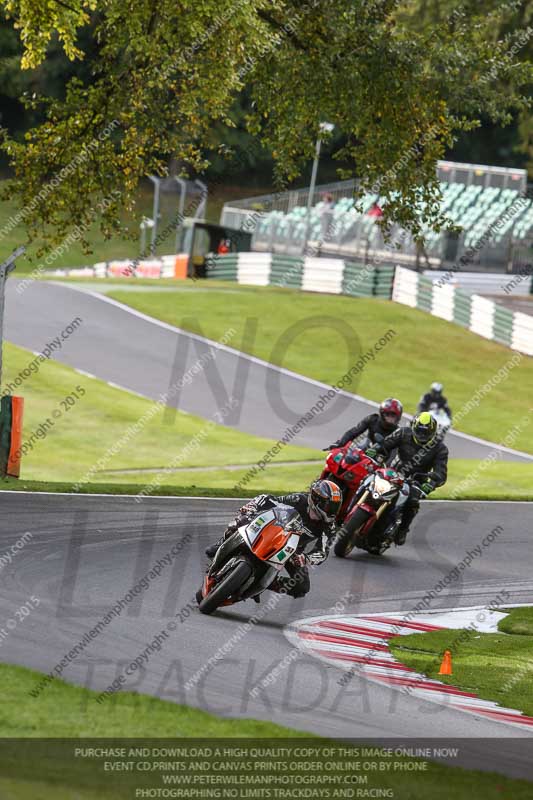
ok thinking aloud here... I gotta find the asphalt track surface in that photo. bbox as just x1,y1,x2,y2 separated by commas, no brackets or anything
5,278,533,462
1,493,532,779
3,278,533,780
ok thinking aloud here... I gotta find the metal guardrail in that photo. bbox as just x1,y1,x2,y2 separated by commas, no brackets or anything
223,179,359,215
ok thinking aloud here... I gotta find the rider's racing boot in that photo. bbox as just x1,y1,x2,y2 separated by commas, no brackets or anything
393,528,408,546
205,539,223,558
205,523,238,558
268,575,293,596
393,503,419,546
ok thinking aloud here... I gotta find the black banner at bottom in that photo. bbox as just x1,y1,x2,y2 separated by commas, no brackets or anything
0,738,532,799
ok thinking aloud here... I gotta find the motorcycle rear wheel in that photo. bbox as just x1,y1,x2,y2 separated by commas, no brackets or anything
334,508,372,557
199,560,253,615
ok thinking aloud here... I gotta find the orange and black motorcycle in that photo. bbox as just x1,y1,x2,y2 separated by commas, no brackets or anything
197,503,303,615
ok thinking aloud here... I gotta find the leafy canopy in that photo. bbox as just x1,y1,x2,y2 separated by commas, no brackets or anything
1,0,531,250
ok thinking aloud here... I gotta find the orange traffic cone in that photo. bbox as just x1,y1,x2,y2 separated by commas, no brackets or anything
438,649,453,676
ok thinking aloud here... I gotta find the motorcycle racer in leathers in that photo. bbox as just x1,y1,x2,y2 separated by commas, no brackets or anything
205,480,342,598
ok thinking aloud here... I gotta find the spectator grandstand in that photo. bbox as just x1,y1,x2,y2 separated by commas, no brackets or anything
221,161,532,273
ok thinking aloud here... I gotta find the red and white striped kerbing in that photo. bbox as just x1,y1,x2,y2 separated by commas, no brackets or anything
285,610,533,730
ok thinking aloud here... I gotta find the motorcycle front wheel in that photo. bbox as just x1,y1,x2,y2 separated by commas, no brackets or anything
199,560,253,615
334,508,372,557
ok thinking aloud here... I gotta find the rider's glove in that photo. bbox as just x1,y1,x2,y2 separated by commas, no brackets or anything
239,494,269,515
306,551,327,566
366,448,384,464
412,480,433,497
322,443,338,451
291,553,308,568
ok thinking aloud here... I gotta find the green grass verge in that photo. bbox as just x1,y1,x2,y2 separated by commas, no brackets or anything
0,662,305,799
1,456,532,500
389,607,533,718
0,662,532,799
499,606,533,636
94,458,533,501
106,284,533,452
0,477,250,496
0,662,304,738
432,458,533,500
0,341,315,483
1,461,532,501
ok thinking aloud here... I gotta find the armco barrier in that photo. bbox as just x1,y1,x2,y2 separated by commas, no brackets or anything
269,255,304,289
206,253,395,299
423,269,533,296
206,253,239,281
94,255,180,279
393,266,531,356
342,263,374,297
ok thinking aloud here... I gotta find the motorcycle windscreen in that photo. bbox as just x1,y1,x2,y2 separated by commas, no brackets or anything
342,445,361,466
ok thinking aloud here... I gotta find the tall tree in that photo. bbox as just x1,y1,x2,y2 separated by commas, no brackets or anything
397,0,533,172
0,0,531,250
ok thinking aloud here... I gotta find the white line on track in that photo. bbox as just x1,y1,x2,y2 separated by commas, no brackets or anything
0,491,531,503
0,491,250,499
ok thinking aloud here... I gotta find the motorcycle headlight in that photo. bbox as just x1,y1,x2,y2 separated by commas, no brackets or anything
373,476,392,494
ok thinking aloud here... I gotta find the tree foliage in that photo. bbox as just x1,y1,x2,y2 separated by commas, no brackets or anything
0,0,531,251
399,0,533,171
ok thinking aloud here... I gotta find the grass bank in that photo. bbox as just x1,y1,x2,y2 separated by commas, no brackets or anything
97,457,533,500
390,607,533,717
1,455,532,501
0,662,532,798
0,341,314,484
106,284,533,451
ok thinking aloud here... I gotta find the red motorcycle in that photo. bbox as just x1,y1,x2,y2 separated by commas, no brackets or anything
319,442,378,528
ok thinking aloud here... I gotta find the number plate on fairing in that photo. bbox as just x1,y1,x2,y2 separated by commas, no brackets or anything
269,533,300,566
243,510,276,546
